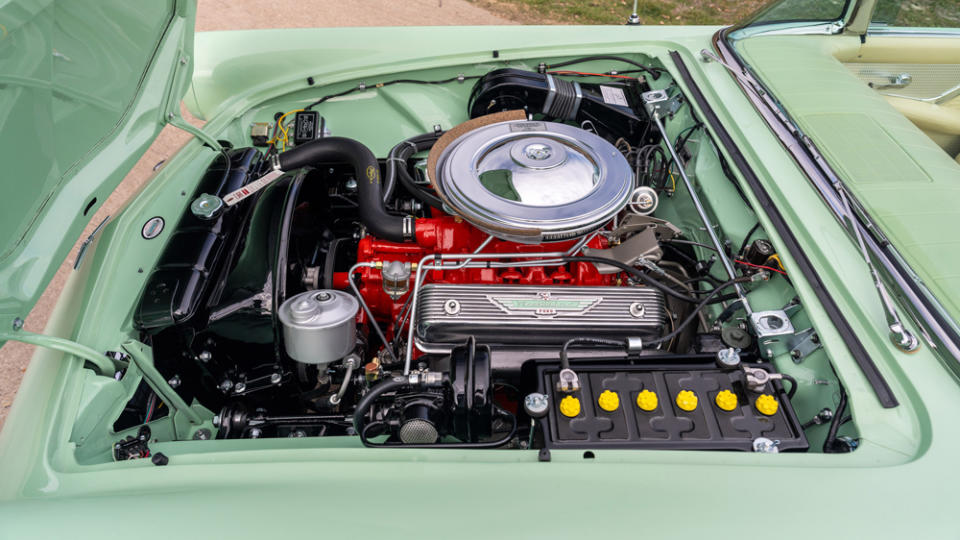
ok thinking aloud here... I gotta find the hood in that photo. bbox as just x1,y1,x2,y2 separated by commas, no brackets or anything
0,0,196,329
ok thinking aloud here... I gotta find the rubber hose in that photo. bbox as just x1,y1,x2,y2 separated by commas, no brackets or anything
352,376,409,434
278,137,410,242
388,133,445,209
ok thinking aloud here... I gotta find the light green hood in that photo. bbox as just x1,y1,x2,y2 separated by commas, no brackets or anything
0,0,196,329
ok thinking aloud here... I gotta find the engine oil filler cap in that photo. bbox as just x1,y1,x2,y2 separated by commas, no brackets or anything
433,120,633,243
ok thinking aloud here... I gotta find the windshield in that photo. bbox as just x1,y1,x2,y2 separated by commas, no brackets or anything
737,0,850,28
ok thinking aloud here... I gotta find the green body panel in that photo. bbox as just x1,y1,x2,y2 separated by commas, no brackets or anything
734,34,960,324
0,0,196,330
0,22,955,538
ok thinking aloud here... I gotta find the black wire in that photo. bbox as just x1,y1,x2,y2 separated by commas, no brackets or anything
560,337,624,370
647,277,746,346
303,75,482,111
780,373,798,400
563,255,701,303
674,122,703,150
739,222,762,257
213,147,233,194
545,55,666,80
663,239,720,253
823,387,848,453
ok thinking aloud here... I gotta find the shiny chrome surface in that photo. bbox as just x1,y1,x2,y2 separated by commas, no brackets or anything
415,284,666,347
435,120,632,243
278,290,358,365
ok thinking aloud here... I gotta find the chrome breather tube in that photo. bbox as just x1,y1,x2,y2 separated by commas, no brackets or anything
348,262,398,364
404,248,574,374
643,95,752,316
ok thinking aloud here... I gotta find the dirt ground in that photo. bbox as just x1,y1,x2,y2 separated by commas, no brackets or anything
0,0,511,430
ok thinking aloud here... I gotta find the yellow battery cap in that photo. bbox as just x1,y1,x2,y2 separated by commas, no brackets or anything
636,389,658,411
676,390,698,412
756,394,779,416
559,395,581,418
715,390,738,411
598,390,620,412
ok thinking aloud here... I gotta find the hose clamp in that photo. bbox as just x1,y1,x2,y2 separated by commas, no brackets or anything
402,216,416,242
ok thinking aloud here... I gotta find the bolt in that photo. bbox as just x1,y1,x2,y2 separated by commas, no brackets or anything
443,299,461,315
192,429,211,440
629,302,646,318
817,408,834,423
345,178,358,190
716,348,741,368
790,349,801,360
248,428,262,439
270,372,282,384
291,430,306,438
219,380,234,393
179,56,187,65
752,437,780,454
11,317,23,331
198,350,212,363
212,415,221,427
167,375,181,389
234,381,247,393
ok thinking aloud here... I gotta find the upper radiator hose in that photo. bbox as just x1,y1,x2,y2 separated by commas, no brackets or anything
278,137,414,242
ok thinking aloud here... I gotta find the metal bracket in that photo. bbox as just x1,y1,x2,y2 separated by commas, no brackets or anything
750,310,795,359
74,215,111,270
641,89,682,120
788,327,821,363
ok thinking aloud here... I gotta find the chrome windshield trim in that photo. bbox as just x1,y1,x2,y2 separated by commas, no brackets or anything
714,30,960,363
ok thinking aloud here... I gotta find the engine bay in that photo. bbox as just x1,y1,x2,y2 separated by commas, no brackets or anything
117,56,857,457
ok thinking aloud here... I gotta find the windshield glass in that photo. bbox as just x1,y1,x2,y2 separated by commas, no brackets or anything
871,0,960,28
738,0,849,27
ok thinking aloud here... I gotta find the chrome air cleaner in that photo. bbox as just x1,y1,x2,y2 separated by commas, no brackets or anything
432,120,633,243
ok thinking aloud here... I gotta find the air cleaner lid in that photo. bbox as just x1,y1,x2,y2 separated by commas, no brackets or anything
433,120,632,243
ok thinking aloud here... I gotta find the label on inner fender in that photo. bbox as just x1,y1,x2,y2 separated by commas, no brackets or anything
600,85,629,107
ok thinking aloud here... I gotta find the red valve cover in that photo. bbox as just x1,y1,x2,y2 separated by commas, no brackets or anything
333,216,614,341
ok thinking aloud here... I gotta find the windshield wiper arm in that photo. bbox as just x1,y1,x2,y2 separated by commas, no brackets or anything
834,183,920,352
703,46,920,353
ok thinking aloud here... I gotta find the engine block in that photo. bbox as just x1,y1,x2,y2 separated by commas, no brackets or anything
334,216,617,342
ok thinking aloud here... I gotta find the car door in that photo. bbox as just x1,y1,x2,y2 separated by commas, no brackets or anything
844,0,960,157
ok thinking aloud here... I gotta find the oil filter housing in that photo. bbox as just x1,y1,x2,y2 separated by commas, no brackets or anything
278,290,359,365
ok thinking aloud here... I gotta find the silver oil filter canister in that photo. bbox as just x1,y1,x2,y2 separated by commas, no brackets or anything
278,290,358,365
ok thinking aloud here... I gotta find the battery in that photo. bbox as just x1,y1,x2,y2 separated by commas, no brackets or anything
293,111,320,145
536,362,808,452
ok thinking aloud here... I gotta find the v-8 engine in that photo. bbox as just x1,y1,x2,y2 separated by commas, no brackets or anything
136,68,806,453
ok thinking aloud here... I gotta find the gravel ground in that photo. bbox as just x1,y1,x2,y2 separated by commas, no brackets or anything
0,0,511,430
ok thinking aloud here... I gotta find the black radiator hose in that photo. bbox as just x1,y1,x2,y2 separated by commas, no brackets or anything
277,137,413,242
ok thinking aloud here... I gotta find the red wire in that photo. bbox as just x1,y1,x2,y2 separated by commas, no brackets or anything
546,70,637,80
735,259,787,276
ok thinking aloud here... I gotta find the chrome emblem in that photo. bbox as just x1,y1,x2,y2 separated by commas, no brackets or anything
487,291,601,318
